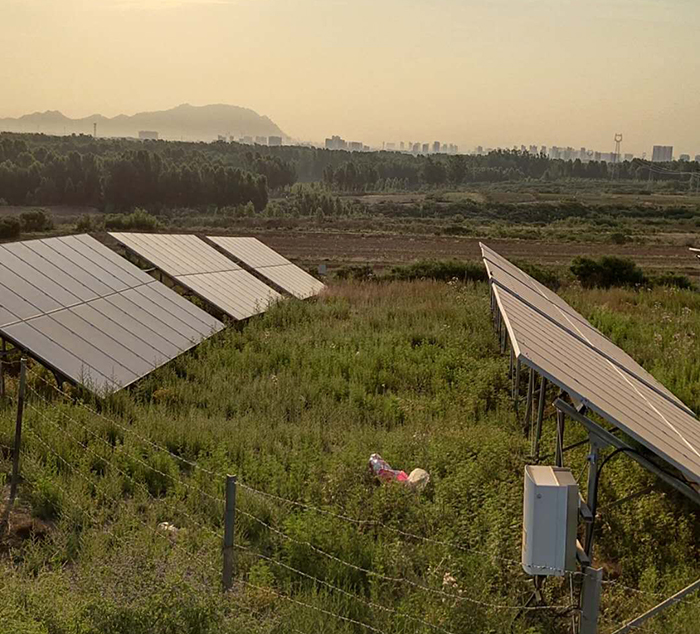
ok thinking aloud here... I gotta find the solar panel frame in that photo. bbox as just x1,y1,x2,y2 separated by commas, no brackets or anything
207,236,325,300
108,233,281,320
0,235,224,395
482,243,700,484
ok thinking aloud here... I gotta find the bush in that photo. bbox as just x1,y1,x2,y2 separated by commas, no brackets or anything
570,256,647,289
76,214,104,233
610,231,632,245
19,208,53,232
334,265,375,281
105,208,161,231
513,260,562,290
0,215,21,239
653,272,694,290
387,259,487,283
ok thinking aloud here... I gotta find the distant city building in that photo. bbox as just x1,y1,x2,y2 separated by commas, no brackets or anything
325,135,347,150
695,155,700,163
652,145,673,162
217,135,227,142
255,136,267,145
540,146,547,156
348,141,363,152
679,154,690,162
268,136,282,147
386,142,396,151
400,142,405,151
432,141,441,153
624,153,634,161
476,146,484,155
422,143,430,154
529,145,538,155
138,130,158,140
241,136,253,144
412,143,421,154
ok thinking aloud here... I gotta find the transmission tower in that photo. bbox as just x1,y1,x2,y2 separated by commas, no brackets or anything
613,133,623,163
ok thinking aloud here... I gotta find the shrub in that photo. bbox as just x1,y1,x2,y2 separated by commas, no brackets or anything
653,272,694,290
610,231,632,245
105,208,161,231
387,259,487,283
0,215,21,239
334,265,375,281
570,256,647,289
513,260,562,290
19,209,53,232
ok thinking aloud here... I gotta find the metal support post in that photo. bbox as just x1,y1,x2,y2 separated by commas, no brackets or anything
585,434,604,558
580,566,603,634
509,347,514,377
610,578,700,634
0,338,6,398
524,367,534,437
222,474,237,591
513,359,521,408
555,409,565,467
534,376,547,461
0,358,27,535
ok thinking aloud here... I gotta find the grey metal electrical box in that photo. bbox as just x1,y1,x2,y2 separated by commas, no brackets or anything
522,465,578,576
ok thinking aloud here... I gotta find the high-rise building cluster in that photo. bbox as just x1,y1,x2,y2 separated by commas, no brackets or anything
651,146,673,162
221,135,283,146
325,136,370,151
323,135,458,154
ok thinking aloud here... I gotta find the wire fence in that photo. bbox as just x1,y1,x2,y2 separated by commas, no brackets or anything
1,365,694,633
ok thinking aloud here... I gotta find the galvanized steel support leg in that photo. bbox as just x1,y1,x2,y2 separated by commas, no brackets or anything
0,338,5,399
524,367,534,437
513,359,521,409
534,376,547,461
585,435,604,559
0,359,26,536
580,566,603,634
555,409,565,467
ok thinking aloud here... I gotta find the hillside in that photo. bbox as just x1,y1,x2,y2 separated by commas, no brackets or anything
0,104,287,142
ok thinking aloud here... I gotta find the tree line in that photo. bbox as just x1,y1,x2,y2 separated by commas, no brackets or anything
2,133,698,207
0,136,270,210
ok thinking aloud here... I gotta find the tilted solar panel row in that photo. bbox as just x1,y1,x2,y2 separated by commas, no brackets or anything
109,233,282,320
208,236,325,300
481,242,700,484
0,235,224,395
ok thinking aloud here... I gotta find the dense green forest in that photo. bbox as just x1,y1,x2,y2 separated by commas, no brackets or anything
1,133,698,210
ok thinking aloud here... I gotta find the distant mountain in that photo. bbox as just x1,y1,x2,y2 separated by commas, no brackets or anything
0,104,287,142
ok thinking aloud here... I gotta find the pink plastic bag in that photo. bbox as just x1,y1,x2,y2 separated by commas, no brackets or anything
368,453,408,483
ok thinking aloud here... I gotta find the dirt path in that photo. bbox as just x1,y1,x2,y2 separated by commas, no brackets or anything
254,231,699,275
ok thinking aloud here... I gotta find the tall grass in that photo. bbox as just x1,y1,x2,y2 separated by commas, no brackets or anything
0,280,698,633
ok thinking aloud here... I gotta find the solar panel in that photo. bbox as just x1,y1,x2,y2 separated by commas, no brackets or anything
481,243,700,484
207,236,325,300
0,235,224,395
108,233,282,320
482,246,691,414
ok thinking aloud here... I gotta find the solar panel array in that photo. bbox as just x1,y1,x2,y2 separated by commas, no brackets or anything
481,242,700,484
0,235,224,395
207,236,325,300
109,233,282,320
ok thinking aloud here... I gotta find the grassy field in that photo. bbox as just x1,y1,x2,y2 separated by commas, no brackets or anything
1,279,699,634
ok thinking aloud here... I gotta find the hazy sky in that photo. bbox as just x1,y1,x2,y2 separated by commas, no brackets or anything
2,0,699,154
